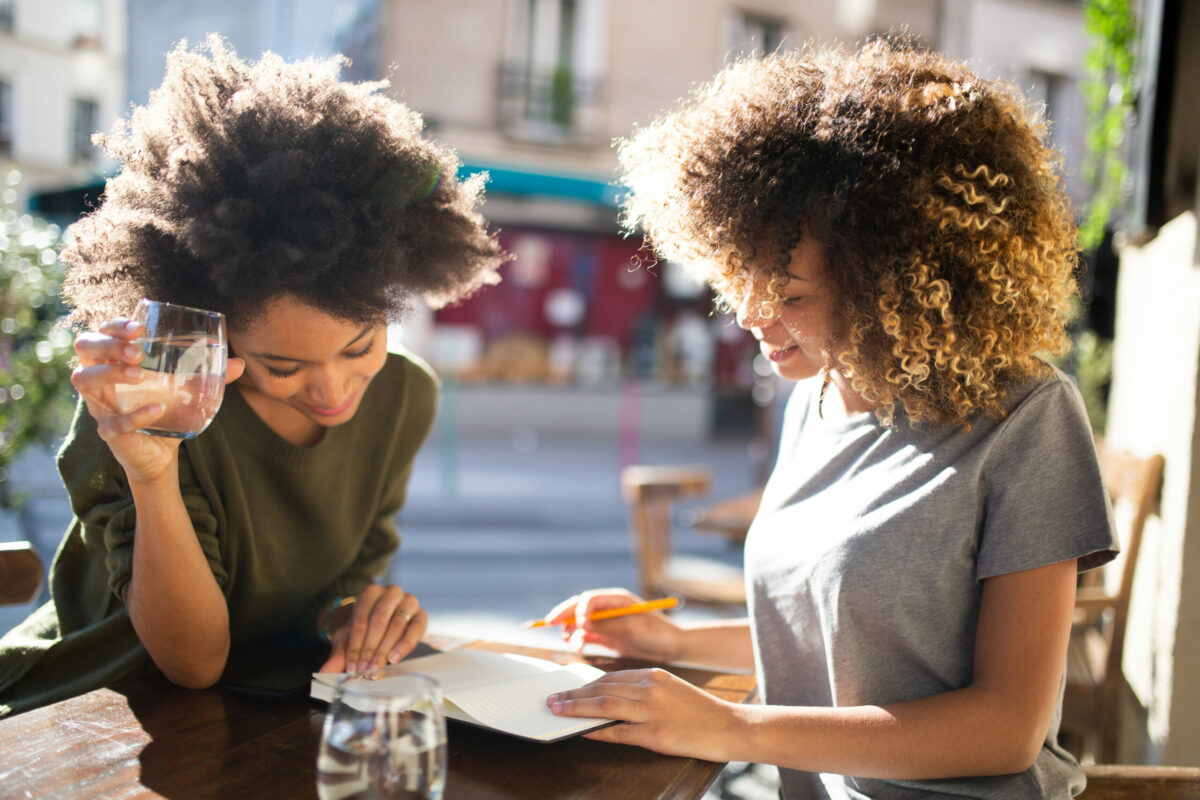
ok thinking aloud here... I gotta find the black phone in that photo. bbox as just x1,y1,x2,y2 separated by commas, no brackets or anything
222,661,313,701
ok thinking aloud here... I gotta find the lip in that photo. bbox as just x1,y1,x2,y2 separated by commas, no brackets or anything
762,342,798,362
304,392,358,418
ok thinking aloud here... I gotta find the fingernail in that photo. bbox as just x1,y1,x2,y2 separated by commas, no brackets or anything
124,320,138,332
548,697,562,714
123,345,140,359
388,650,401,664
124,366,142,379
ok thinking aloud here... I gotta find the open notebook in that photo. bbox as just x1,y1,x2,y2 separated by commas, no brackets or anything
311,649,614,743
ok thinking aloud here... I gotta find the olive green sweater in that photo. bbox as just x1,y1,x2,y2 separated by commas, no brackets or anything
0,351,437,717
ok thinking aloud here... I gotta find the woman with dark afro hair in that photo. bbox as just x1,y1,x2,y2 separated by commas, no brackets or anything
540,40,1118,798
0,36,505,715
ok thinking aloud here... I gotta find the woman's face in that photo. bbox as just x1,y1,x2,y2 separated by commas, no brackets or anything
734,236,837,382
228,294,388,443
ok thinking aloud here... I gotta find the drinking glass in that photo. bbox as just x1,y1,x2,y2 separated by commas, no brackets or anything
317,669,447,800
112,299,227,438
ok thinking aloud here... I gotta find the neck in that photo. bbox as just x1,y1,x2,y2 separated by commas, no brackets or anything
823,370,873,419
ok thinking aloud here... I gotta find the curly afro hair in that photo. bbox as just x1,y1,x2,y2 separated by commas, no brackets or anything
61,35,505,332
617,38,1080,427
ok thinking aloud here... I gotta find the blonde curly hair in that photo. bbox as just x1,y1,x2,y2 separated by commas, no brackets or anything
617,38,1079,427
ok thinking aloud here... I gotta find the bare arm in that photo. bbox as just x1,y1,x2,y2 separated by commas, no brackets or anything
73,319,246,688
551,558,1078,779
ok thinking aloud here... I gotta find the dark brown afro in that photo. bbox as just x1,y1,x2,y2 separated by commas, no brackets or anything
618,38,1079,427
61,35,505,331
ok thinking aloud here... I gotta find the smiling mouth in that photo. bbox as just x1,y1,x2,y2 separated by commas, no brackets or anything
305,394,357,417
763,344,798,362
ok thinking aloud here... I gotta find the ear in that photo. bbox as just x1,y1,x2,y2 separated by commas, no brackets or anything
225,357,246,384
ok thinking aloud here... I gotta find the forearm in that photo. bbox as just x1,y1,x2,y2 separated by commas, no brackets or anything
126,472,230,688
728,686,1046,780
673,618,755,671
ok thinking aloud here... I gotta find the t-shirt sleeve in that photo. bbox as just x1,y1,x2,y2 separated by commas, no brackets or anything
56,397,227,604
976,371,1119,580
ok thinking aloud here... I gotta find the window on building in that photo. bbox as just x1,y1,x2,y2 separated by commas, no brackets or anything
0,0,14,32
726,10,787,61
500,0,602,144
72,98,99,163
1028,68,1087,202
69,0,103,49
0,81,12,154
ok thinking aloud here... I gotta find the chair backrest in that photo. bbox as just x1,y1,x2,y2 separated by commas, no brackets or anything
0,541,44,606
1093,438,1166,683
1078,764,1200,799
620,465,712,598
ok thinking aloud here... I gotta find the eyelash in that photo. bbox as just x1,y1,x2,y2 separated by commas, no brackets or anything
263,338,375,379
783,296,806,306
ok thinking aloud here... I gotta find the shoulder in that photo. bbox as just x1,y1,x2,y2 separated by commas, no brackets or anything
356,349,440,432
1001,362,1091,432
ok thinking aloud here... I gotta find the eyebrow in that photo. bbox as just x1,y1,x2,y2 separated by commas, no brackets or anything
251,325,374,363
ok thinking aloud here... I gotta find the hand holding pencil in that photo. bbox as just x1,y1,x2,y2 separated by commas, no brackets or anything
524,596,679,628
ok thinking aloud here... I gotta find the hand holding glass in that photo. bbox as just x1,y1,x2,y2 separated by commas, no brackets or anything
317,669,447,800
112,299,227,439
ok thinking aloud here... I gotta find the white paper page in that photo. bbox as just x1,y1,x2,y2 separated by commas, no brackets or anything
444,665,612,741
396,650,568,692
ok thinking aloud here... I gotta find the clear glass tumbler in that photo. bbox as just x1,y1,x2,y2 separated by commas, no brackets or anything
316,669,447,800
112,298,227,438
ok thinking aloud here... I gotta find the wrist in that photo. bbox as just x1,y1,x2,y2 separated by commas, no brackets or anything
318,596,356,643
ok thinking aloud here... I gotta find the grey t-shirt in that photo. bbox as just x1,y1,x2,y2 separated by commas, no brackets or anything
745,365,1118,799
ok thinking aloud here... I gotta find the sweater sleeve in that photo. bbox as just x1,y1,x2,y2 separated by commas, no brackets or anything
56,398,228,604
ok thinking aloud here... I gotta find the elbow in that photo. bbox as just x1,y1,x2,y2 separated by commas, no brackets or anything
160,648,228,689
156,636,230,690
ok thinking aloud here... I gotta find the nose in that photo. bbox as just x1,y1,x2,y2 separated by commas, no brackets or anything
735,284,778,331
309,363,350,407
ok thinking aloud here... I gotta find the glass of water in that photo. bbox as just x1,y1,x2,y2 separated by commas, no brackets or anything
317,669,447,800
112,299,227,438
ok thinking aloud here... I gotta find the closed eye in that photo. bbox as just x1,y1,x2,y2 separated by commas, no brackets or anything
345,338,375,359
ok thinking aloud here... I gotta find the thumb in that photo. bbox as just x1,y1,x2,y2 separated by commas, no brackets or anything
319,650,347,673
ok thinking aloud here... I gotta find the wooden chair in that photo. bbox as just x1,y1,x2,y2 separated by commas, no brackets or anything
620,465,748,606
1077,764,1200,799
0,541,44,606
1061,440,1166,764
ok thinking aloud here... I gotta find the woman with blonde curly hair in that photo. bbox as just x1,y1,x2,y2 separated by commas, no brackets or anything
541,40,1117,798
0,36,504,716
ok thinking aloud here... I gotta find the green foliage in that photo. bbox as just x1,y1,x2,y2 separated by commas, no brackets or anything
0,169,76,509
1079,0,1138,251
550,64,575,128
1073,328,1114,435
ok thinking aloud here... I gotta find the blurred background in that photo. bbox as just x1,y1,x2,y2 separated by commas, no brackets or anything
2,0,1199,782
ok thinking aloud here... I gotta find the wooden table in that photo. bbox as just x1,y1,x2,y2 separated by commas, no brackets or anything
0,635,757,799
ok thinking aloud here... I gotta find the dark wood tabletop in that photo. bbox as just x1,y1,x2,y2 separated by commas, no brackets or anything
0,634,757,799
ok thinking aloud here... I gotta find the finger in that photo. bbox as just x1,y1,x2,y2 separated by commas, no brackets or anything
363,592,418,669
94,402,167,442
542,594,581,628
344,585,383,672
575,589,642,630
74,325,143,365
319,650,347,673
359,586,410,671
225,357,246,384
71,362,145,397
547,691,648,723
97,317,142,339
387,607,427,664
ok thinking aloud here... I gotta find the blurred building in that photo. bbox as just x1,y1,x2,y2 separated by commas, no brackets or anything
0,0,126,213
375,0,1091,440
14,0,1093,440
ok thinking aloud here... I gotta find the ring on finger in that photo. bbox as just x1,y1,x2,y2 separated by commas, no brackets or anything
396,609,413,624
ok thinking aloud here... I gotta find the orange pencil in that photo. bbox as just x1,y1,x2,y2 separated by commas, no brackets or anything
523,597,679,628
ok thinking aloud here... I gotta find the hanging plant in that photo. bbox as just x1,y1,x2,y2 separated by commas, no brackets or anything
1078,0,1138,251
